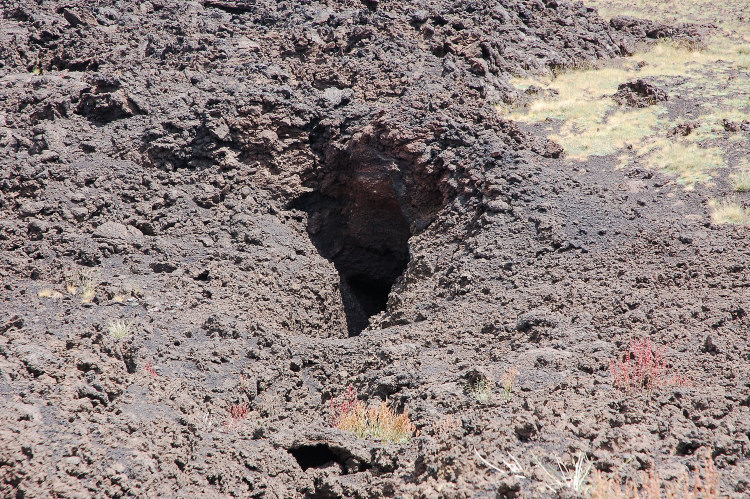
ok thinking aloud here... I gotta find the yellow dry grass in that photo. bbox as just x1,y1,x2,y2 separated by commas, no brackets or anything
588,452,720,498
554,107,665,161
38,288,63,299
336,400,416,443
585,0,750,35
79,272,97,303
636,140,724,189
730,162,750,192
501,0,750,189
709,199,750,225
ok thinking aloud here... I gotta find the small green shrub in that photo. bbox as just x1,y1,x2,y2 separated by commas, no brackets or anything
108,320,133,339
467,378,493,404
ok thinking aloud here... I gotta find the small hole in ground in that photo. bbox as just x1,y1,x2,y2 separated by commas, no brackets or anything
289,443,371,474
290,444,343,472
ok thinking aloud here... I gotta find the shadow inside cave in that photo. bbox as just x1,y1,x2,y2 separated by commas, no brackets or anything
292,183,410,336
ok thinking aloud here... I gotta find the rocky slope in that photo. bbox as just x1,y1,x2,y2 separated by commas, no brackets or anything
1,0,748,497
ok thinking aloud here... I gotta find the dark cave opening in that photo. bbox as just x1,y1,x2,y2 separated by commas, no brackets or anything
293,177,411,337
346,273,393,320
289,444,348,472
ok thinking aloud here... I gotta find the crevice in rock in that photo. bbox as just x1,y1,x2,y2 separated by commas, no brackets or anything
294,127,447,336
288,444,368,473
293,187,410,337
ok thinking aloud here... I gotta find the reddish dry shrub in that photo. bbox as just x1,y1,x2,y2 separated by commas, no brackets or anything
220,403,249,430
610,338,689,393
330,384,357,428
229,403,248,420
588,450,720,498
144,361,158,379
330,385,415,443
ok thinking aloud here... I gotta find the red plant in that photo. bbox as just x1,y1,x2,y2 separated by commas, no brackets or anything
221,402,249,430
330,384,358,428
610,338,689,392
229,403,248,420
144,361,158,379
329,384,416,442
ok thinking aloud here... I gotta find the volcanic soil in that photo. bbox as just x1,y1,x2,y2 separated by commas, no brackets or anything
1,0,749,497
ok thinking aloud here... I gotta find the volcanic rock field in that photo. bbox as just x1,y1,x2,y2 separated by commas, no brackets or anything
1,0,750,497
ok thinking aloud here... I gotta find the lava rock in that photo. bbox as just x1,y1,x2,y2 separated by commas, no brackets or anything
613,79,669,107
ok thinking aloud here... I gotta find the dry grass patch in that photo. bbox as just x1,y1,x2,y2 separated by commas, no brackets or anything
701,107,750,132
507,66,630,122
554,107,665,161
504,66,669,162
709,199,750,224
730,167,750,192
65,269,99,303
536,452,593,494
638,140,724,189
584,0,750,34
78,271,98,303
38,288,63,299
504,0,749,184
108,319,134,339
330,385,415,443
337,402,416,443
588,451,720,498
475,450,526,479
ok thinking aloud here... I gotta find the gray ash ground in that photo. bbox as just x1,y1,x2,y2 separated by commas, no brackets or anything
1,1,749,497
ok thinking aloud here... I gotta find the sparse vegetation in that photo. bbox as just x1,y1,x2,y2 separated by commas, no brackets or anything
224,403,248,428
38,288,63,299
503,0,749,189
475,450,526,479
229,403,248,420
709,199,750,225
588,450,720,498
466,377,493,404
730,168,750,192
536,452,593,494
79,271,98,303
638,140,724,189
330,385,415,443
501,367,518,401
3,0,747,495
108,320,133,339
610,338,688,393
37,270,103,302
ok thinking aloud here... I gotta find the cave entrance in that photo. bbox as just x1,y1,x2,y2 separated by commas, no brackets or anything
289,444,346,472
294,166,411,337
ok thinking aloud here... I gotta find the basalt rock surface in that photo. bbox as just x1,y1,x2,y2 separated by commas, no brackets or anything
613,79,669,108
1,1,747,498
